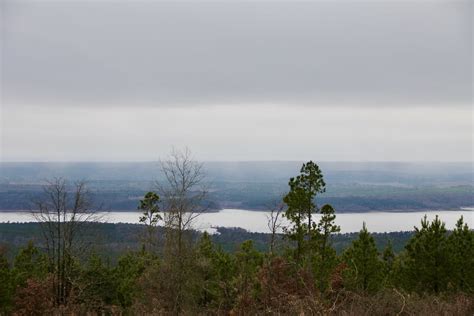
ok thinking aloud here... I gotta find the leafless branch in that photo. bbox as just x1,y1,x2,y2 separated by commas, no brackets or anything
266,194,286,254
30,177,100,307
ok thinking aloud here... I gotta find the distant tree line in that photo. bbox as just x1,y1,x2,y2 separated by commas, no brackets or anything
0,152,473,314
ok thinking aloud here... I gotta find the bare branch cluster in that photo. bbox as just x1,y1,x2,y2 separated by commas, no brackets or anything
156,147,208,234
32,177,100,306
266,195,286,254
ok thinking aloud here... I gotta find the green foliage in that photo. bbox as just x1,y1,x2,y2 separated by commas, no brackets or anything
312,204,340,291
13,241,48,286
447,216,474,292
114,250,156,309
317,204,340,236
0,242,49,314
138,191,162,252
282,163,342,294
381,240,395,286
138,192,161,226
283,161,326,261
78,254,118,309
235,240,263,288
343,223,383,292
404,215,450,293
195,232,236,309
0,250,14,314
195,232,219,306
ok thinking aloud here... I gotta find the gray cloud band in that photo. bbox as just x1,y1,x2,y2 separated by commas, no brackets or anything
2,1,472,107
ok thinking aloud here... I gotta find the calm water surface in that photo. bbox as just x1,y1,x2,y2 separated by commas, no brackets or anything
1,208,472,233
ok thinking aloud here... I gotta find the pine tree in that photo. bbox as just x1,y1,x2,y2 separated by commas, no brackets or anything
447,216,474,292
313,204,340,292
382,240,395,286
343,223,383,292
234,240,263,295
195,232,219,307
283,183,308,262
138,192,162,252
283,161,325,263
404,215,450,293
197,237,235,310
13,241,48,287
114,250,153,309
0,249,14,314
80,254,118,309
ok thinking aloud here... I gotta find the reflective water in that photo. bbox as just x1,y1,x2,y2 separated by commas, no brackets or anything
1,208,472,233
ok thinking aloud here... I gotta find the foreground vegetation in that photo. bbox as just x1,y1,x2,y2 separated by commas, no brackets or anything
1,216,472,315
0,153,473,315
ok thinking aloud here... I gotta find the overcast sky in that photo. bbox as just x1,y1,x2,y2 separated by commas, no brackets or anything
1,0,472,161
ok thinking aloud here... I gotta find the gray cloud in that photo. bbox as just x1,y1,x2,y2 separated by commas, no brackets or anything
2,0,472,107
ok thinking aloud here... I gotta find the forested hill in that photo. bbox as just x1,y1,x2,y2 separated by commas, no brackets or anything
1,162,472,212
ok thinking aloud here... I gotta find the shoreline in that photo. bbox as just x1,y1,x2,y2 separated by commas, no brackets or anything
0,207,472,214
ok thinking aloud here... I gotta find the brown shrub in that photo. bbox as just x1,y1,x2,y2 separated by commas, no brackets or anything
13,276,55,316
329,262,347,293
13,275,123,316
328,290,474,316
245,257,326,314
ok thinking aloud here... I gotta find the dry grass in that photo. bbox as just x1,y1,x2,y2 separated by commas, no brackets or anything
328,290,474,316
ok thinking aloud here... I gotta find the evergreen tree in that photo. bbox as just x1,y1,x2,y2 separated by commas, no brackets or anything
447,216,474,292
343,223,383,292
381,240,395,286
198,236,236,310
138,192,162,252
0,249,14,315
114,250,154,309
234,240,263,303
283,161,325,262
313,204,340,292
404,215,450,293
79,254,118,310
283,183,308,262
195,232,219,307
13,241,48,287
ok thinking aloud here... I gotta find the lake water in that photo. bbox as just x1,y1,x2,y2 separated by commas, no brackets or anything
0,208,472,233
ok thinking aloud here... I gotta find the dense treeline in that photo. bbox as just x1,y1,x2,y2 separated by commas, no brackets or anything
0,156,473,315
1,182,473,212
0,223,414,262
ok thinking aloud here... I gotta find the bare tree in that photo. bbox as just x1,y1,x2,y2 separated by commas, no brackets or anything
155,147,208,312
32,178,99,307
266,195,286,255
156,147,208,255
